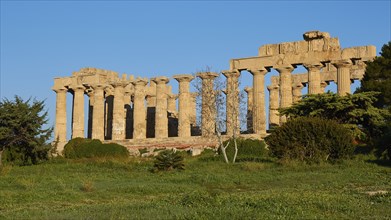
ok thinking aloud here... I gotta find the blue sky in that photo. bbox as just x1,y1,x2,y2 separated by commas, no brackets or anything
1,1,390,139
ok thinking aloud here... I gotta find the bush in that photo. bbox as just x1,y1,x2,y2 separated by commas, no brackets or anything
153,150,184,171
265,117,355,163
63,138,129,159
376,125,391,160
1,144,51,166
222,138,268,162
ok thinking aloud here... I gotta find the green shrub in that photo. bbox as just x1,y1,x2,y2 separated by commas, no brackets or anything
153,150,184,171
63,138,129,159
221,138,268,162
1,144,51,166
265,117,355,163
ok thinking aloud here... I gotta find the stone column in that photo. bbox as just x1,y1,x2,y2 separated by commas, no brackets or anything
167,94,177,113
304,62,323,94
174,74,194,137
267,76,279,127
275,65,295,123
244,87,253,133
248,68,268,135
333,59,353,96
320,81,328,93
190,92,198,126
132,78,148,139
197,72,219,137
70,85,85,138
222,70,241,136
91,84,105,140
86,90,94,139
292,82,304,103
53,87,67,148
112,81,126,140
152,77,170,138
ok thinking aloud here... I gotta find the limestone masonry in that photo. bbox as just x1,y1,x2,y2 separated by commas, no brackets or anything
52,31,376,154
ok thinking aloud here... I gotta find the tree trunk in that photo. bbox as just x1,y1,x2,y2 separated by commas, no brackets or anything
217,131,229,163
232,138,238,163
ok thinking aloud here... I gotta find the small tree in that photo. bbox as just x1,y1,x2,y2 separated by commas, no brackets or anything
356,41,391,110
0,96,52,165
193,67,246,163
279,92,391,143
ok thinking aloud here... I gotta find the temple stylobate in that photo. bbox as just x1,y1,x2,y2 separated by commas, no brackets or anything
52,31,376,153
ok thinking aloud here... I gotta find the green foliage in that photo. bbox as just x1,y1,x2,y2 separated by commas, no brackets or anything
222,138,269,161
375,124,391,160
356,41,391,110
0,96,52,165
63,138,129,159
153,150,184,171
265,117,355,163
280,92,391,142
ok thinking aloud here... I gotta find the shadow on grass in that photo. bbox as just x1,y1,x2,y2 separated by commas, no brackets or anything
235,157,275,163
366,159,391,168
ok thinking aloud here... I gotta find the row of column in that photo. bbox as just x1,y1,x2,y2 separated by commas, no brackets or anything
54,59,354,143
53,75,196,144
254,59,353,128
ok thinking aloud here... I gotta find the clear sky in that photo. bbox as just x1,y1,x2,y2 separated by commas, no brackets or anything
1,1,390,140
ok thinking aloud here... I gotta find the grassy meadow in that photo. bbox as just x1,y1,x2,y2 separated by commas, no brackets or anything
0,152,390,219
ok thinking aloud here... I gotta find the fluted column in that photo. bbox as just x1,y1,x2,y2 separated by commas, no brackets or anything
292,82,304,103
112,81,126,140
267,76,279,127
244,87,253,133
69,85,85,138
174,74,194,137
167,94,177,113
53,87,67,148
190,92,198,127
197,72,219,137
333,59,353,96
222,70,241,136
248,68,268,135
152,77,169,138
275,65,295,123
304,62,323,94
91,84,105,140
132,78,148,139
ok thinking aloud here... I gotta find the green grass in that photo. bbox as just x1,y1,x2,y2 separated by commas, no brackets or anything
0,154,390,219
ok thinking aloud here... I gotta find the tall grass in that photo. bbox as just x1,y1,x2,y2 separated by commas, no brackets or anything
0,154,390,219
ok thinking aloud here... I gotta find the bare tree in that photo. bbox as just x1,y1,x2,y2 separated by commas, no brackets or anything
192,67,246,163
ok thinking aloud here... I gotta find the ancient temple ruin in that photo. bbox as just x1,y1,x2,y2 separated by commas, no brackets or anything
52,31,376,153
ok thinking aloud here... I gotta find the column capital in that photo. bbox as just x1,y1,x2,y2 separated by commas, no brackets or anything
110,81,128,88
167,94,178,99
267,85,279,91
247,67,268,76
332,59,353,68
152,76,170,84
222,69,241,78
303,62,324,71
197,72,219,80
69,84,85,92
274,64,295,73
320,81,329,87
52,86,68,93
132,77,149,87
173,74,194,83
90,83,106,91
292,82,304,89
244,87,253,93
